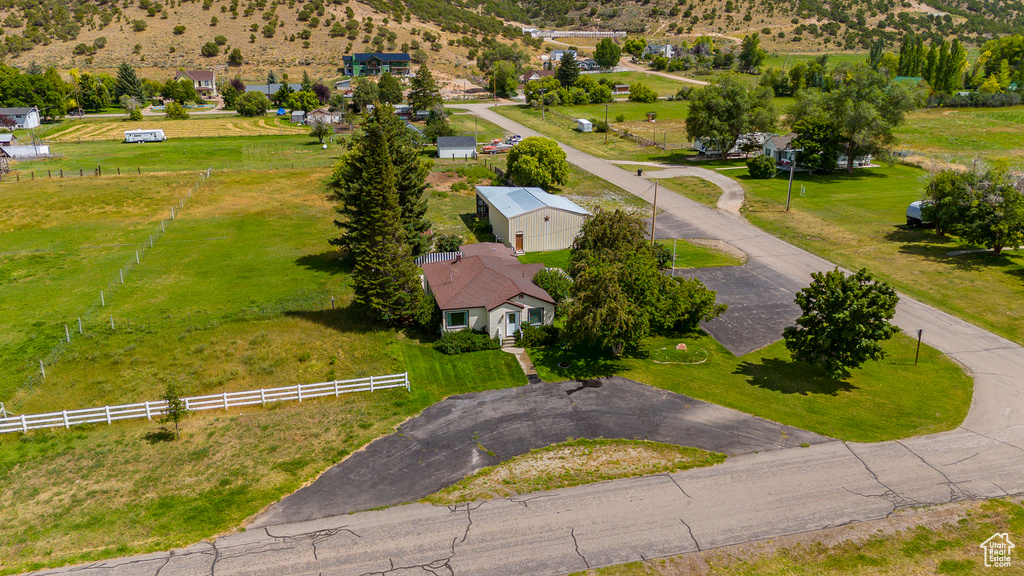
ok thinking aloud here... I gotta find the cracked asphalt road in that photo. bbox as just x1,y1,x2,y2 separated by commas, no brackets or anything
252,377,830,527
29,106,1024,576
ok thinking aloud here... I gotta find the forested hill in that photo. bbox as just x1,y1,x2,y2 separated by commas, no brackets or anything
0,0,1022,66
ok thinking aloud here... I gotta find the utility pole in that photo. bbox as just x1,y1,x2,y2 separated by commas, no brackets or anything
604,103,609,144
785,148,803,212
650,181,659,245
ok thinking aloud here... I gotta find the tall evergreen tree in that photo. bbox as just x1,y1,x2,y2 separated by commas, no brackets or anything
377,71,404,104
330,105,431,257
348,119,423,325
556,51,580,87
115,62,145,102
408,64,441,113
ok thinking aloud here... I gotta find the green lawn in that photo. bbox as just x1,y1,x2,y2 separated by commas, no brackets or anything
559,100,691,123
896,106,1024,164
595,70,703,93
761,52,869,69
530,331,971,442
445,112,507,144
655,239,743,268
16,134,337,174
0,162,527,574
519,249,572,270
733,164,1024,344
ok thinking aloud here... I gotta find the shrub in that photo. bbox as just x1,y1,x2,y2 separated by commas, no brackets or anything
435,329,501,354
433,233,463,252
591,119,609,133
214,34,227,45
129,108,143,121
132,19,147,31
628,81,657,103
165,102,190,120
515,324,559,347
201,41,219,56
173,25,186,34
653,243,673,269
746,154,776,179
615,113,625,122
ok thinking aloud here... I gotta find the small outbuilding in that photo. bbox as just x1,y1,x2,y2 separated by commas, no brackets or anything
0,107,40,130
436,136,478,159
475,186,590,253
0,134,17,146
576,118,593,132
290,110,306,124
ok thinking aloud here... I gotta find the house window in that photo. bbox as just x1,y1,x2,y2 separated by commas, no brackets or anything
528,308,544,325
446,310,469,329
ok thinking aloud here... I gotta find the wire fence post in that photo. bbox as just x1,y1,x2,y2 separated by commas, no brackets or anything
39,360,45,379
65,324,71,343
110,316,114,330
119,269,124,284
100,290,105,307
136,251,140,264
78,318,82,333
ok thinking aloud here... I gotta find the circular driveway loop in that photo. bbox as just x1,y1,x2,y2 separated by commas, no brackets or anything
251,377,830,528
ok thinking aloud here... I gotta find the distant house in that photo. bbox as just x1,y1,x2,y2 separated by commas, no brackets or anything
290,110,306,124
436,136,477,159
175,70,217,98
0,134,17,146
612,84,630,95
549,49,577,62
522,69,557,83
343,53,411,77
579,58,601,71
306,108,344,125
696,132,771,157
0,107,40,130
643,43,677,58
762,134,796,165
420,242,555,342
334,78,352,91
475,186,590,253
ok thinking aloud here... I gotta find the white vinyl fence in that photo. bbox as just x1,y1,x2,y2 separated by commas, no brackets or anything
0,373,409,434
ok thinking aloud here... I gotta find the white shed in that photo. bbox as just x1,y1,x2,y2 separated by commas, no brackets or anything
290,110,306,124
475,186,590,253
436,136,477,159
577,118,593,133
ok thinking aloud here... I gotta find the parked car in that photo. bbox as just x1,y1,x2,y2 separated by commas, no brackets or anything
906,200,933,227
506,134,523,144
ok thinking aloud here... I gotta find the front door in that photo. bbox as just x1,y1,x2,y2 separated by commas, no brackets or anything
506,312,518,337
515,232,524,251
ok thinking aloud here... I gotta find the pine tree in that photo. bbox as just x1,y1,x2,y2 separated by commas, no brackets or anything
330,105,431,257
556,51,580,87
408,64,441,113
115,62,145,102
349,120,423,325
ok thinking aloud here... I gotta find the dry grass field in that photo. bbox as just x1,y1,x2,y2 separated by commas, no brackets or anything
46,116,306,142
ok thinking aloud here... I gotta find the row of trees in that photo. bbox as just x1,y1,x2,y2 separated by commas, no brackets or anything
692,64,923,173
923,164,1024,255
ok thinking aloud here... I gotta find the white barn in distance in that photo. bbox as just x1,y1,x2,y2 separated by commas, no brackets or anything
475,186,589,253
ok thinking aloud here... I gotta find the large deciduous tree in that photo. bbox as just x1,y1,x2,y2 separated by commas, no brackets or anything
330,104,432,257
923,164,1024,254
791,63,922,173
489,60,518,98
783,268,899,378
351,77,379,113
737,33,766,73
593,38,622,69
565,209,726,356
236,91,269,116
506,137,569,190
686,74,777,159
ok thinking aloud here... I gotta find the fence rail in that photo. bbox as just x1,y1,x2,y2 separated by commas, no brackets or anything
0,372,409,434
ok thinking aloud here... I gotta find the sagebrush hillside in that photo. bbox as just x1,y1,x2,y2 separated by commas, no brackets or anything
0,0,1020,73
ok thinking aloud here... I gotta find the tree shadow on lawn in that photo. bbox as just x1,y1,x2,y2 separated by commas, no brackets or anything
883,227,1018,273
734,357,857,396
286,304,386,335
295,250,353,275
143,427,176,444
530,344,629,381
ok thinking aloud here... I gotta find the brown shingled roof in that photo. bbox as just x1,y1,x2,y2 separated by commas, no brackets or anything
176,70,215,83
422,245,554,311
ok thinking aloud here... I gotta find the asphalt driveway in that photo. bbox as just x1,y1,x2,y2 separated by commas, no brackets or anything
251,377,831,528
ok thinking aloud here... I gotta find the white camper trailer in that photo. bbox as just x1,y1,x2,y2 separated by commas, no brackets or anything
124,129,167,143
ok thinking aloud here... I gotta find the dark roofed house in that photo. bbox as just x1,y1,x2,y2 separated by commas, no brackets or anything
175,70,217,98
436,136,477,159
420,242,555,343
0,107,40,130
343,53,411,77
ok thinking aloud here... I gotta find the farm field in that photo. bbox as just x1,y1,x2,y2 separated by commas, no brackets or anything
42,115,306,142
896,105,1024,164
733,164,1024,344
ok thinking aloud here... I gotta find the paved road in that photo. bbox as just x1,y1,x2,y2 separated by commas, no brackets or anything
31,105,1024,576
253,377,830,527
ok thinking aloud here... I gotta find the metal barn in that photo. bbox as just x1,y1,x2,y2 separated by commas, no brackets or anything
474,186,589,253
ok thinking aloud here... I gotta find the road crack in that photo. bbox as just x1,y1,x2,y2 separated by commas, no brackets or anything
662,473,693,499
680,519,702,551
842,443,919,515
896,441,976,503
570,528,590,570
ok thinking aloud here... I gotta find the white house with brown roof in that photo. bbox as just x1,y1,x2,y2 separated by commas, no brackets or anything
175,70,217,98
420,243,555,341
